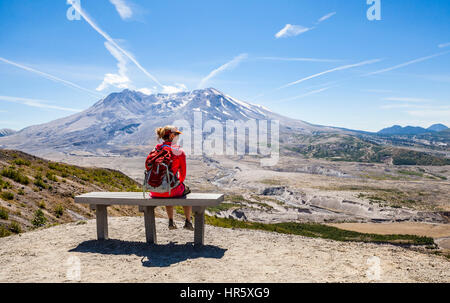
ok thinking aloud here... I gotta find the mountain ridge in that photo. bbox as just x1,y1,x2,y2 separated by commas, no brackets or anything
378,124,448,135
0,88,341,155
0,129,17,138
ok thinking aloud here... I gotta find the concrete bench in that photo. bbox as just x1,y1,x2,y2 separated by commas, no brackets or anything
74,192,224,246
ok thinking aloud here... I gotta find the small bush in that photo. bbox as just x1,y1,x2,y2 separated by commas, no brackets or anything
9,221,21,234
32,209,47,227
0,177,12,189
45,172,58,182
1,191,14,201
38,201,46,209
34,174,46,189
18,189,25,195
0,226,11,238
13,158,31,166
1,168,30,185
0,207,9,220
54,204,64,218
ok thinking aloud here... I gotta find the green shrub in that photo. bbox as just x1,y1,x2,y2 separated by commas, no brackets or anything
38,201,46,209
32,209,47,227
207,202,241,213
398,170,423,177
1,191,14,201
45,172,58,182
0,207,9,220
54,204,64,218
1,168,30,185
9,221,21,234
34,174,46,189
0,226,11,238
13,158,31,166
0,177,12,189
18,189,25,195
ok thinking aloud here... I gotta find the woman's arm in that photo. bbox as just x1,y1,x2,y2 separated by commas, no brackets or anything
178,151,186,183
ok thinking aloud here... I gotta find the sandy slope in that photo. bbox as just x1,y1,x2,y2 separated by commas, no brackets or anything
0,217,448,283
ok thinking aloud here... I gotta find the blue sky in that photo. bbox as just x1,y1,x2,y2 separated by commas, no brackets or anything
0,0,449,132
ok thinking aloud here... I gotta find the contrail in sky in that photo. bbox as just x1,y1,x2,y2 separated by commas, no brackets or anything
279,59,382,89
70,1,164,88
0,57,102,97
365,51,450,76
0,95,82,112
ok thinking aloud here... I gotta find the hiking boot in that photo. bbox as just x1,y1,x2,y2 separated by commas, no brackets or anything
182,184,191,196
168,219,177,230
184,219,194,231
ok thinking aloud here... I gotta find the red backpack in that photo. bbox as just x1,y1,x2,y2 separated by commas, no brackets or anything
143,145,180,197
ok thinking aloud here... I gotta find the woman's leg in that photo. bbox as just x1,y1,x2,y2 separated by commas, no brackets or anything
166,206,174,220
183,206,192,222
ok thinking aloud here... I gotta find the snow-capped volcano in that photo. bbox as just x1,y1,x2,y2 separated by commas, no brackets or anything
0,88,336,155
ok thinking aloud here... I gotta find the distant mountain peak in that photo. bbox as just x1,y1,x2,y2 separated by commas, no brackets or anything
379,123,448,135
427,123,448,132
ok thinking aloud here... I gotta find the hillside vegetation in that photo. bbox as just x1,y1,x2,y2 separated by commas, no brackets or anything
0,149,141,238
285,134,450,165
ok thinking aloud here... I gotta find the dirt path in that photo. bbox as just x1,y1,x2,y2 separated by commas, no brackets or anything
0,217,448,283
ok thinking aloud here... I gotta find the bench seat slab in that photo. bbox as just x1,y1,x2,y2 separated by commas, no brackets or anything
75,192,224,207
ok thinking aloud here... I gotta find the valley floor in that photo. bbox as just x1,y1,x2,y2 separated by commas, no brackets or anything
0,217,448,283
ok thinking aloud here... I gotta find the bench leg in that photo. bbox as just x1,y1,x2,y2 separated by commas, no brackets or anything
193,206,206,246
144,206,157,244
95,205,108,240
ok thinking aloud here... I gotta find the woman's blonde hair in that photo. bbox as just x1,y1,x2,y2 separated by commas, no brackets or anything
155,125,181,141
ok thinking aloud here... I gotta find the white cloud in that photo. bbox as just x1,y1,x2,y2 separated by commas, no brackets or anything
70,2,163,88
0,96,81,112
279,59,382,89
366,51,450,76
383,97,433,103
162,84,188,94
317,12,336,23
198,54,248,88
0,57,101,97
96,41,131,91
137,87,155,95
109,0,133,20
275,24,311,39
438,42,450,48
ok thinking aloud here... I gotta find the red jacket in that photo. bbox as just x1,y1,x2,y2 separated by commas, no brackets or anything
147,141,186,198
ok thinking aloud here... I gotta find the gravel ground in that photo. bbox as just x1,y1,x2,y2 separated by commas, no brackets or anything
0,217,448,283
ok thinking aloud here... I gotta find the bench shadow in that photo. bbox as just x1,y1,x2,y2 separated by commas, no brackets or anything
69,239,227,268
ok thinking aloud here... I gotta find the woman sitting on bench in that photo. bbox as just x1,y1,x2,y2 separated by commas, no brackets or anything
147,125,193,231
